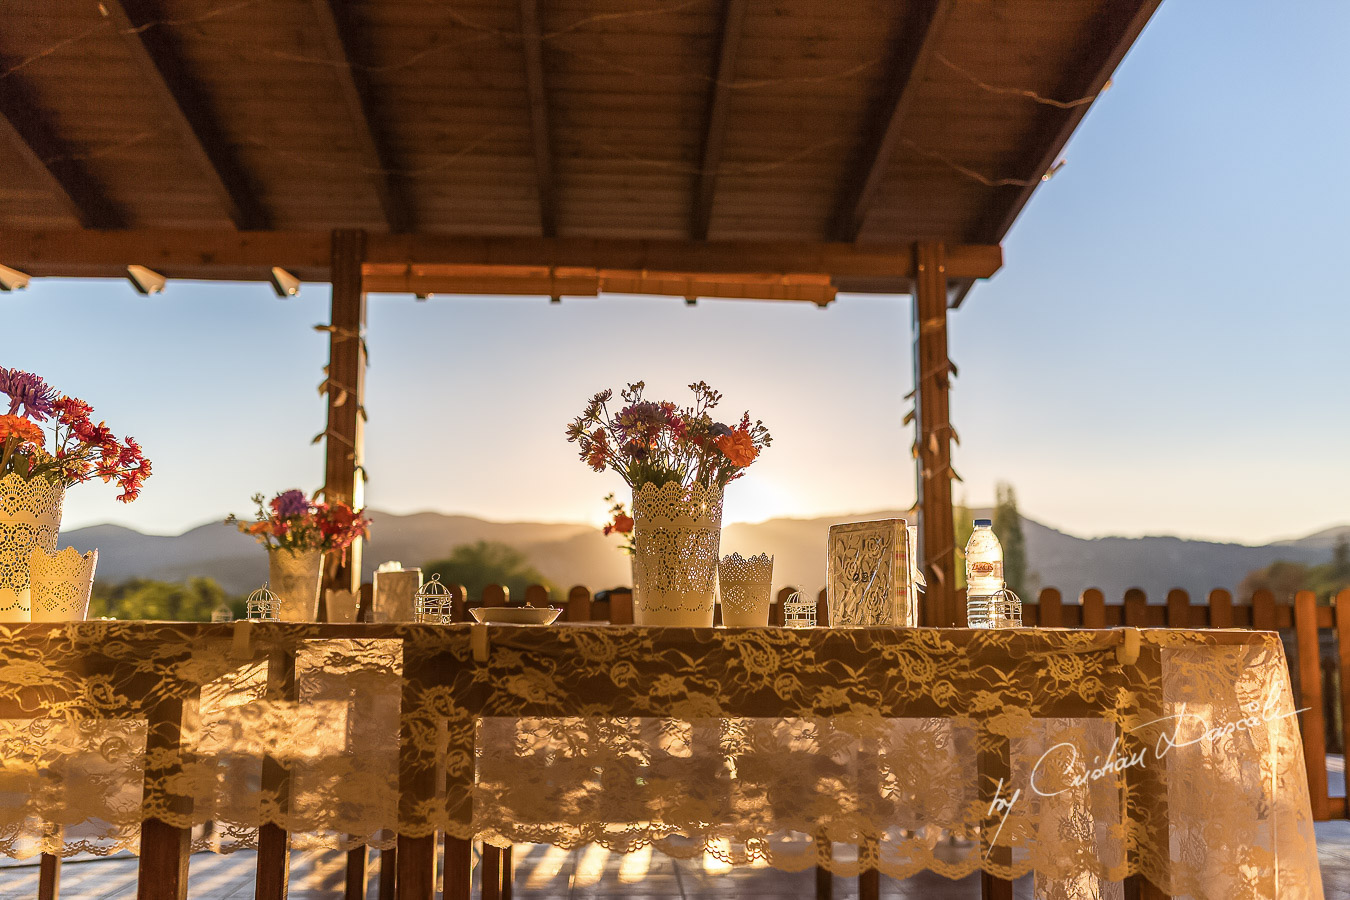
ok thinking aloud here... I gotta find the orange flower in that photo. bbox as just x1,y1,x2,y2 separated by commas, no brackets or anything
611,513,634,534
0,414,43,449
715,430,758,468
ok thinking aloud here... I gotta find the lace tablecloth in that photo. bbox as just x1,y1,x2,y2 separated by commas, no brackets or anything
0,623,1322,898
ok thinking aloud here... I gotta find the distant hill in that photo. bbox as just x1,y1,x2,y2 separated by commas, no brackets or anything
60,510,1343,602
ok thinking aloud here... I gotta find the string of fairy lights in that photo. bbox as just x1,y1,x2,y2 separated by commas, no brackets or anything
0,0,1107,189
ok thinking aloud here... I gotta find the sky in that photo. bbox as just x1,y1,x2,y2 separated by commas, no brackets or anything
5,0,1349,545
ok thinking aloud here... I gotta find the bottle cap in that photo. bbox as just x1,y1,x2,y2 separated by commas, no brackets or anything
974,518,992,527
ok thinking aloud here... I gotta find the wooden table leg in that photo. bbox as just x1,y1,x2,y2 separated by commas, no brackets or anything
481,845,501,900
501,845,512,900
395,834,437,900
137,694,196,900
256,647,297,900
345,844,369,900
38,852,60,900
978,729,1014,900
1123,644,1172,899
443,838,472,900
378,845,397,899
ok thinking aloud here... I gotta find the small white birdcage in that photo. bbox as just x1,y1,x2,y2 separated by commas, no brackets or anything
246,583,281,621
783,590,817,628
414,574,454,624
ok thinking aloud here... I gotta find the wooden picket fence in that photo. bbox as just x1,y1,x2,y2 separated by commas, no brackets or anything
388,581,1350,824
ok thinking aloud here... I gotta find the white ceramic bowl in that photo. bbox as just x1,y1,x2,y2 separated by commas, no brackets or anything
469,607,562,625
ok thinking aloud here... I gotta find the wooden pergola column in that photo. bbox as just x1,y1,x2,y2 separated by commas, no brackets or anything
322,229,368,601
912,241,958,627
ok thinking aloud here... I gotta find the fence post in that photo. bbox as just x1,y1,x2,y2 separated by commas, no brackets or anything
1294,590,1330,820
1252,589,1277,631
1081,588,1106,628
524,584,550,607
566,586,591,622
817,588,829,627
1037,588,1062,627
1165,589,1191,627
1208,589,1234,628
449,583,468,623
483,584,508,607
1123,588,1148,627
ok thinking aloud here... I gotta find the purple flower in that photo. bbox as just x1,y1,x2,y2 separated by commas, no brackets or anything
271,489,311,519
710,423,733,438
0,368,58,421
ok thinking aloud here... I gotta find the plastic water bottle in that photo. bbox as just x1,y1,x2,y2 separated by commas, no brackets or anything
965,518,1004,628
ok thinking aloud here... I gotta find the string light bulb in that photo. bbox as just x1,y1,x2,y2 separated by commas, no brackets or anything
269,266,301,297
0,264,31,291
126,265,166,295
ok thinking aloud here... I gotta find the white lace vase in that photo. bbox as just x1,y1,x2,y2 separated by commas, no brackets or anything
0,473,65,623
718,552,774,627
631,481,723,627
30,547,97,622
267,547,324,622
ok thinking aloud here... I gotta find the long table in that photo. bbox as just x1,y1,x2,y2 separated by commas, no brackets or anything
0,622,1323,899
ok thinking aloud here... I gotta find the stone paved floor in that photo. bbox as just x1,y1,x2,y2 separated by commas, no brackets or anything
0,833,1345,899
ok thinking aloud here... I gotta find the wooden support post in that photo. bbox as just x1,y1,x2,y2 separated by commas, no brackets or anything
1208,589,1234,628
481,846,501,900
137,695,195,900
1081,588,1106,628
912,241,956,626
324,228,368,599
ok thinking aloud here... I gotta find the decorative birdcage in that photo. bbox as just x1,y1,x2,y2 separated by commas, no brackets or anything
246,583,281,621
414,574,454,624
783,590,816,628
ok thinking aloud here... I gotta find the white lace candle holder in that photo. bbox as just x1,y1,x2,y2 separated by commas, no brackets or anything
29,547,97,622
325,588,359,623
718,552,774,627
373,565,422,622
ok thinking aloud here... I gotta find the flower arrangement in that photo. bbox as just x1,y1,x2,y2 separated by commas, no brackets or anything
602,492,635,555
0,367,151,502
566,381,771,489
228,489,371,562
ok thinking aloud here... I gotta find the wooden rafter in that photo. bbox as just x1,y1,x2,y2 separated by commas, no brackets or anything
309,0,412,234
101,0,267,230
974,0,1163,245
518,0,557,237
831,0,953,242
0,229,1002,287
0,67,123,228
691,0,748,241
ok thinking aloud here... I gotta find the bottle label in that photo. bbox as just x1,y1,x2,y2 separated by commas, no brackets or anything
969,561,1000,578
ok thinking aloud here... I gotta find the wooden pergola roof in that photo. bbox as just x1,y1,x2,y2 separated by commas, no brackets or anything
0,0,1159,304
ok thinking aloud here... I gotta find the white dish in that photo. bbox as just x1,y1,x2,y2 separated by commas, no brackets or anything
470,607,562,625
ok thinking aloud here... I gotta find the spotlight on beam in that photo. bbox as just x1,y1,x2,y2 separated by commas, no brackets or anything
0,264,31,292
269,267,301,297
126,265,166,295
550,295,561,304
685,296,698,307
415,292,434,302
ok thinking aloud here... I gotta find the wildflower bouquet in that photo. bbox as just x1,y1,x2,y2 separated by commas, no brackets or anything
0,367,151,502
566,381,771,489
229,490,371,562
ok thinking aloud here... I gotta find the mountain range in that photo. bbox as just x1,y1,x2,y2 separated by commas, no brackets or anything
59,510,1346,603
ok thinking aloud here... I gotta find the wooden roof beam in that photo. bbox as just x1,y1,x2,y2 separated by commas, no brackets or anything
519,0,557,237
691,0,748,241
0,68,124,228
0,229,1002,287
310,0,413,233
973,0,1163,248
100,0,268,230
831,0,953,242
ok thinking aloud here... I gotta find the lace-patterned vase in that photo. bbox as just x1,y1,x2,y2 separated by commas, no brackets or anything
631,481,723,626
29,547,97,622
267,547,324,622
0,473,65,622
718,553,774,626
